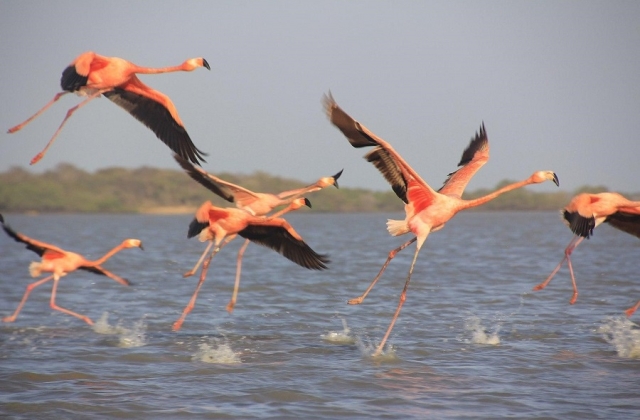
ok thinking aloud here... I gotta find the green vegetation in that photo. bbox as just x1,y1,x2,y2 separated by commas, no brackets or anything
0,164,634,214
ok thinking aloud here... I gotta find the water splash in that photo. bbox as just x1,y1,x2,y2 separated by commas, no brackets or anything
598,316,640,358
321,318,357,344
92,312,147,348
356,336,398,361
465,316,500,345
191,339,241,364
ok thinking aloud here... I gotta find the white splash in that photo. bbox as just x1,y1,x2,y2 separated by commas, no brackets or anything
92,312,147,348
598,316,640,358
321,318,357,344
356,336,398,361
192,340,241,364
465,316,500,345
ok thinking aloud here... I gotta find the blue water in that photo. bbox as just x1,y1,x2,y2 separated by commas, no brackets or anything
1,212,639,419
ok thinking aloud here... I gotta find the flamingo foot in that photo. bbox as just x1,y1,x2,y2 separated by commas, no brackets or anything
624,303,639,318
532,283,546,291
83,317,94,326
2,316,16,323
347,296,364,305
183,270,195,278
226,300,235,314
30,152,44,165
569,293,578,305
7,125,21,134
172,320,184,331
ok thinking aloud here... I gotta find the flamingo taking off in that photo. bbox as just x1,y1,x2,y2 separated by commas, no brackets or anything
324,93,559,356
172,200,329,331
532,192,640,316
8,51,209,165
174,153,341,312
0,214,143,325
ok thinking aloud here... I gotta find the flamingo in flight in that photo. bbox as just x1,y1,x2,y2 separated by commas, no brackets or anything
172,199,329,331
8,51,210,165
174,153,341,312
533,192,640,316
0,214,143,325
324,93,559,356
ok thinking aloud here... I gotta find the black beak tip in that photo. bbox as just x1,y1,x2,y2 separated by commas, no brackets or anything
304,198,312,208
203,58,211,70
333,169,344,188
553,173,559,187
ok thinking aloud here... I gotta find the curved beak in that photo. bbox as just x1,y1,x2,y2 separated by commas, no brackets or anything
138,242,145,251
552,173,559,187
332,169,344,189
202,58,211,70
303,198,312,208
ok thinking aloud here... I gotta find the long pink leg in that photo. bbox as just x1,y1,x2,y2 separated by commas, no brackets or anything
2,275,54,322
183,241,214,277
624,300,640,318
348,237,417,305
373,242,423,357
29,90,104,165
49,277,93,325
533,236,584,303
8,91,70,133
226,239,250,313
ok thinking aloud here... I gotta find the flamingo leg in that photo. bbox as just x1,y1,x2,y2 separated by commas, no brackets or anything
29,90,105,165
8,91,70,133
183,241,214,277
533,236,584,298
624,300,640,318
49,277,94,325
373,243,423,357
2,275,54,323
348,237,417,305
226,238,250,314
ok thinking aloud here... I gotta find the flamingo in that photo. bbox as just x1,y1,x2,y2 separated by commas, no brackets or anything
172,199,329,331
532,192,640,316
323,93,559,356
0,214,143,325
174,154,341,312
8,51,210,165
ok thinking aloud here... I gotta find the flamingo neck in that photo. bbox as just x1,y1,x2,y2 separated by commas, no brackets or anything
86,243,127,266
132,64,188,75
463,179,531,209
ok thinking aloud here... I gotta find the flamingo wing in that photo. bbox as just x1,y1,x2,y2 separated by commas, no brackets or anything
605,212,640,239
438,123,489,198
238,225,329,270
103,81,207,165
80,265,132,286
323,93,432,203
563,210,596,239
173,155,236,202
0,217,66,257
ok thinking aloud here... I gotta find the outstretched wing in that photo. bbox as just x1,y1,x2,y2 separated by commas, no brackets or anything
80,265,132,286
323,93,435,204
173,154,236,203
238,225,329,270
438,123,489,198
0,215,66,257
104,78,207,166
606,212,640,239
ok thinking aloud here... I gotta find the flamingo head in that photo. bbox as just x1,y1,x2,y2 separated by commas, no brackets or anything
290,197,312,210
123,239,144,250
318,169,344,189
531,171,559,187
183,57,210,71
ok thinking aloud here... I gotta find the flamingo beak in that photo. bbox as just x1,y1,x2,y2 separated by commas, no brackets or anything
552,173,559,187
332,169,344,189
304,198,312,208
202,58,211,70
138,242,145,251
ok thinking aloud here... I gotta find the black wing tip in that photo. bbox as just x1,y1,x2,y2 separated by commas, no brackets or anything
563,210,595,239
457,122,489,167
187,218,209,239
60,65,88,92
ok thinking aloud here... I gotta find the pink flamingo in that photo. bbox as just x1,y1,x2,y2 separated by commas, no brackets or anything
1,214,143,325
172,199,329,331
8,51,209,165
533,192,640,316
324,93,559,356
174,154,340,312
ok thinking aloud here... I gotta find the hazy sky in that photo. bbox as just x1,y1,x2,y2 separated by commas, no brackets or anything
1,1,638,193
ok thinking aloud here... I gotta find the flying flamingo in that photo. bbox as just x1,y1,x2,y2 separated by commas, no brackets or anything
8,51,210,165
324,93,559,356
172,199,329,331
0,214,143,325
532,192,640,316
174,154,341,312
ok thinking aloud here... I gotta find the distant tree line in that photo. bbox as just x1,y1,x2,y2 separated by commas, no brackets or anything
0,164,635,214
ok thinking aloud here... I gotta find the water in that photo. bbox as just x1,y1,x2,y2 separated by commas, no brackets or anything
1,212,639,419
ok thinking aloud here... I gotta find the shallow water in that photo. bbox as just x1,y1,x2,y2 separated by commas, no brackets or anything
1,212,639,419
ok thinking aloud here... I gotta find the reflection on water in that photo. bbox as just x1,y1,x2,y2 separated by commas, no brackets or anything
1,212,640,419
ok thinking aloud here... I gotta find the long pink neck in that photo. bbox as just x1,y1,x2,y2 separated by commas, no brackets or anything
86,243,127,266
132,64,189,75
463,178,532,209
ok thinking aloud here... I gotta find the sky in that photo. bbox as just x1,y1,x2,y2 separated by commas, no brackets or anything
1,1,638,194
